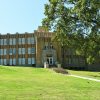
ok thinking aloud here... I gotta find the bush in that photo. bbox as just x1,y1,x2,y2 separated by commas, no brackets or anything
52,68,69,74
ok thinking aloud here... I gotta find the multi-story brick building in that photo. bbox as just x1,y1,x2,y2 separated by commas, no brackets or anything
0,26,85,68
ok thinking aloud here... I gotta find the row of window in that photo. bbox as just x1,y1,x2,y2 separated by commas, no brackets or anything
0,37,35,45
0,48,35,55
0,58,35,65
66,58,85,64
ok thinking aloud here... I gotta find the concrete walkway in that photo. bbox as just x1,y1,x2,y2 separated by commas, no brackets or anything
69,75,100,82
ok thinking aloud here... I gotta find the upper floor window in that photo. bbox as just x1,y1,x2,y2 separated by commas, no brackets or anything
4,39,7,45
44,42,54,50
0,49,3,55
28,38,31,44
22,38,25,44
31,37,35,44
19,38,22,44
13,38,16,45
9,38,13,45
0,39,3,45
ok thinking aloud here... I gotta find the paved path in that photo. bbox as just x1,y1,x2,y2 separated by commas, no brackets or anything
69,75,100,82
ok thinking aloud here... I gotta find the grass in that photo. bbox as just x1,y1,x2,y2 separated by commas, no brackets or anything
68,69,100,80
0,66,100,100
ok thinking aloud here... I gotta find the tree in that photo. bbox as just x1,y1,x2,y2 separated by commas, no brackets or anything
42,0,100,65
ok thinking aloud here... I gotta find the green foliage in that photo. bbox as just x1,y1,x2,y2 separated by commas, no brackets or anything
42,0,100,65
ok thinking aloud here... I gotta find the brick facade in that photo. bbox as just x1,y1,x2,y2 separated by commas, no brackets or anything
0,26,86,68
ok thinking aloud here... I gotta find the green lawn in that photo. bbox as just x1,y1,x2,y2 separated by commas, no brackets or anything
68,70,100,80
0,66,100,100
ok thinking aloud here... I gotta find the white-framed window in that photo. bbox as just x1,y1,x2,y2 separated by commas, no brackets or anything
0,59,3,65
0,39,3,45
13,58,16,65
9,38,12,45
0,49,3,55
22,48,25,54
9,59,12,65
28,48,31,54
22,58,25,65
19,38,22,44
18,48,21,54
32,58,35,64
28,58,31,64
31,37,35,44
9,48,13,55
13,38,16,45
4,59,7,65
18,58,22,65
22,38,25,44
28,38,31,44
31,48,35,54
13,48,16,54
4,49,7,55
4,39,7,45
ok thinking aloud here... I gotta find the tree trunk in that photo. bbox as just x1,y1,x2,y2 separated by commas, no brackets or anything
62,46,65,68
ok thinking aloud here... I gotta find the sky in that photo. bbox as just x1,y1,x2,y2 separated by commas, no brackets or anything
0,0,48,34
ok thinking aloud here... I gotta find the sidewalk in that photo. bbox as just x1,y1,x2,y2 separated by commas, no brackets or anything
69,74,100,82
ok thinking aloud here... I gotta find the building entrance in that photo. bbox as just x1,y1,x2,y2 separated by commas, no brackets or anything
46,57,53,65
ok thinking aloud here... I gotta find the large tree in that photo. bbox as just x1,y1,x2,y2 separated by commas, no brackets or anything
42,0,100,65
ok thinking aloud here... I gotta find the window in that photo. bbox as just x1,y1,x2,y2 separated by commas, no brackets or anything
0,39,3,45
32,58,35,64
28,58,31,64
28,48,31,54
9,59,12,65
4,39,7,45
0,49,3,55
18,58,21,65
31,48,35,54
68,58,71,64
18,48,21,54
31,37,35,44
4,59,7,65
19,38,22,44
13,38,16,45
13,48,16,54
22,48,25,54
9,38,12,45
28,38,31,44
22,38,25,44
13,58,16,65
0,59,3,65
4,49,7,55
22,58,25,65
9,49,12,55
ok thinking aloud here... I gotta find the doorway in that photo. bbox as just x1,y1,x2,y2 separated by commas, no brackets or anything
46,57,53,65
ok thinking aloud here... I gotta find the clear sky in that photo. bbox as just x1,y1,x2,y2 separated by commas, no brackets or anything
0,0,48,34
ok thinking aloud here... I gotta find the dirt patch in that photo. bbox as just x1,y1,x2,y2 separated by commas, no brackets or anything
52,68,69,75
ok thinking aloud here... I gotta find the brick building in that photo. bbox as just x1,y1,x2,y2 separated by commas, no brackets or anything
0,26,85,68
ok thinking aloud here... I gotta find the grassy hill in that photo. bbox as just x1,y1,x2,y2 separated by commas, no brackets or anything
0,66,100,100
